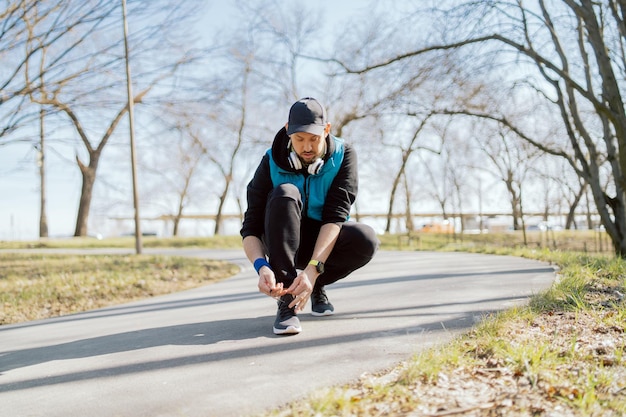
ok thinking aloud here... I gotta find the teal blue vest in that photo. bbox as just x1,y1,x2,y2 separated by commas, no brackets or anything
268,136,345,221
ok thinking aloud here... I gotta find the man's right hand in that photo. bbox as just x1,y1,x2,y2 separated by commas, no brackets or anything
257,266,285,298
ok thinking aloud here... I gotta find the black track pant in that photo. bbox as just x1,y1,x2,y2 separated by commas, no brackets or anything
264,183,379,288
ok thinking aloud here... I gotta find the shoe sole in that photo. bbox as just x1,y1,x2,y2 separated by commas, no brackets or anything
311,310,334,317
273,325,302,335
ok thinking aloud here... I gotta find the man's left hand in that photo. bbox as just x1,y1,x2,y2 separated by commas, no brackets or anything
286,271,315,313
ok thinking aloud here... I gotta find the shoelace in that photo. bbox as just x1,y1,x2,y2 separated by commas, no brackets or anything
274,294,295,309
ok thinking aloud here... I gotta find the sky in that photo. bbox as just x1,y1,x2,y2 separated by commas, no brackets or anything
0,0,379,241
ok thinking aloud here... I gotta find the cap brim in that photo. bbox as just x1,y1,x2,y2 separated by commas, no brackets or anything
287,124,325,136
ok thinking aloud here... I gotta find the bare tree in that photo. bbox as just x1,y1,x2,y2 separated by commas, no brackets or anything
1,0,86,143
417,123,475,233
238,0,324,103
382,114,438,232
193,2,330,235
331,1,626,256
532,156,589,230
210,55,250,236
149,125,209,237
19,0,201,236
471,124,544,235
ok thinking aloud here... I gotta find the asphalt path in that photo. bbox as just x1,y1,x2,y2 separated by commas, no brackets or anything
0,249,557,417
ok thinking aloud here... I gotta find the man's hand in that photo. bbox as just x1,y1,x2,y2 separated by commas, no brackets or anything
286,271,315,313
257,266,285,298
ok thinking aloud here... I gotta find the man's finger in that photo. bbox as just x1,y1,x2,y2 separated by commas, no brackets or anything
289,294,302,308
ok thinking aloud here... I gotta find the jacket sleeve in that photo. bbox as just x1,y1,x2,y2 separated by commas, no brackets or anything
240,153,273,239
322,144,358,224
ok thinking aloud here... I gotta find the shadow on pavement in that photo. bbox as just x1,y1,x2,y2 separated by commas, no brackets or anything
0,291,526,392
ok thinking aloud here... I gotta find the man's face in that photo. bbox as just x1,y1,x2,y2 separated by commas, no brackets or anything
288,124,330,163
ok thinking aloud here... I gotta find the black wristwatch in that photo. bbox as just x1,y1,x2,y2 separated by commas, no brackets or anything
308,259,325,274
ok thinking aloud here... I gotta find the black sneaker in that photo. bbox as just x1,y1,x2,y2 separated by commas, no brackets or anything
311,285,334,316
273,294,302,335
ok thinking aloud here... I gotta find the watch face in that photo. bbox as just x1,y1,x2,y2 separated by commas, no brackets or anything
316,262,325,274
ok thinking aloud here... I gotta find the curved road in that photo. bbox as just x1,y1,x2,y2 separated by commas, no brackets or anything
0,249,556,417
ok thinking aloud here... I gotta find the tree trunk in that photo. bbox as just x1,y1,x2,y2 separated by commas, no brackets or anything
565,183,586,229
214,179,231,235
172,217,181,237
172,196,185,237
74,158,97,237
585,187,593,230
505,176,522,231
402,172,414,232
385,166,403,233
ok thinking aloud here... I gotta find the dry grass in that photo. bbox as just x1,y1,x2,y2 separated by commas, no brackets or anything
0,253,239,325
382,230,614,255
264,249,626,417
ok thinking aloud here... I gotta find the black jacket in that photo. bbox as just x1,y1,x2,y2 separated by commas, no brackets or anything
240,127,358,239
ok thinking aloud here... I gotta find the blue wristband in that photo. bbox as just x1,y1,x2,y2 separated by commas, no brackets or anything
253,258,271,274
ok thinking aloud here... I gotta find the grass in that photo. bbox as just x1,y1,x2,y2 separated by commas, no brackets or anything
2,232,625,415
0,252,239,324
0,235,243,250
264,236,626,416
379,229,615,254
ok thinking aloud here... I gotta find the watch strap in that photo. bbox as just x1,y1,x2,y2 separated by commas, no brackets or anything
308,259,324,273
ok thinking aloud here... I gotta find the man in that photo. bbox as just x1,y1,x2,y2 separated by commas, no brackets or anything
240,97,379,335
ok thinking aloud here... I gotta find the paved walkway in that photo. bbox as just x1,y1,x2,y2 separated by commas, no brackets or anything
0,250,556,417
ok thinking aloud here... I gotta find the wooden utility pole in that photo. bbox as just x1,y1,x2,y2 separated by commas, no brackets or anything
122,0,142,254
38,105,48,238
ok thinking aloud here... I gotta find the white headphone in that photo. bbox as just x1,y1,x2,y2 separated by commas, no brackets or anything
287,140,325,175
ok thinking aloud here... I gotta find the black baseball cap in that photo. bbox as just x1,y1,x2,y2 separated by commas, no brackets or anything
287,97,327,136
